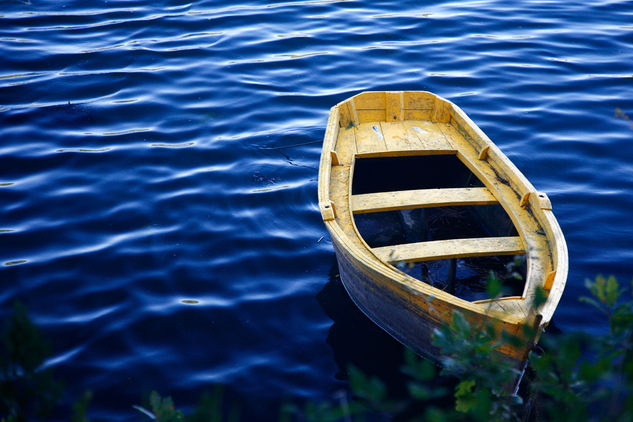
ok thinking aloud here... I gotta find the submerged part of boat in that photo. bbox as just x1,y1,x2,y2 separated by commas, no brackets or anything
318,91,567,363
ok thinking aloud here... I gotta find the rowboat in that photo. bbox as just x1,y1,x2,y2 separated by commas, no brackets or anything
317,91,567,363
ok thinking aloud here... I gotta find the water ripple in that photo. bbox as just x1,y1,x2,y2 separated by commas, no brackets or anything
1,0,633,419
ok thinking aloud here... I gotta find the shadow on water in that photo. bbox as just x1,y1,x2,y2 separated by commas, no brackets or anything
317,261,462,421
317,260,410,397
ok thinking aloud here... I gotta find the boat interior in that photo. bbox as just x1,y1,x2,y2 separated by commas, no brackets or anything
352,154,527,302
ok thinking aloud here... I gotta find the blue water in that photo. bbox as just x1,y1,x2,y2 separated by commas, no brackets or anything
1,0,633,419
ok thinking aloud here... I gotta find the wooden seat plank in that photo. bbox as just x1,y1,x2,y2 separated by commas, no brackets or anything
373,236,524,263
355,122,387,155
351,187,497,214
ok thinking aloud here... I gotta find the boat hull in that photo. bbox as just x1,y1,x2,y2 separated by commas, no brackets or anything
333,241,443,361
331,233,530,363
318,91,567,364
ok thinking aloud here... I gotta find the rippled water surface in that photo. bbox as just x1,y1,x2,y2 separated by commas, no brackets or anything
2,0,633,419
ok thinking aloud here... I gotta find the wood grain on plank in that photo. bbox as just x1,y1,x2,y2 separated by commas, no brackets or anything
351,187,498,214
373,236,525,263
355,122,387,154
380,121,413,151
403,120,454,151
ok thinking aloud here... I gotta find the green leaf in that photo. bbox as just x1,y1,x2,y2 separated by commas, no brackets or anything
501,329,524,348
605,275,620,307
455,379,475,396
402,349,435,381
509,394,523,406
486,271,502,298
189,387,226,422
149,391,162,413
511,271,523,281
408,382,431,400
454,380,476,413
587,275,607,304
533,285,548,309
484,323,496,340
71,390,93,422
578,296,606,313
277,403,297,422
348,366,386,404
423,407,445,422
147,391,184,422
450,311,471,335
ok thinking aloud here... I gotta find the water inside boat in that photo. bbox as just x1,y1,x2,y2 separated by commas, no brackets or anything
352,155,526,302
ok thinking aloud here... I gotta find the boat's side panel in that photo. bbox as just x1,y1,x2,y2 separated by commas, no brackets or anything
329,231,530,362
332,240,444,362
530,205,568,321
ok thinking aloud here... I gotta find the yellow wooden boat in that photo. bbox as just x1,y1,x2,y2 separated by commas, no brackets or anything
318,91,567,363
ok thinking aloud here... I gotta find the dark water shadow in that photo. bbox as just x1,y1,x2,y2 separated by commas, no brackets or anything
316,260,411,397
316,260,463,421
